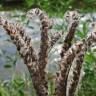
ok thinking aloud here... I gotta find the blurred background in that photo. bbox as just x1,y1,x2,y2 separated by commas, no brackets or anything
0,0,96,96
0,0,96,15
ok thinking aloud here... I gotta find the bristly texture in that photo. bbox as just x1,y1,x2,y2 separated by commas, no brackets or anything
66,51,85,96
60,11,80,58
0,15,49,96
55,41,84,96
1,8,96,96
27,8,52,96
0,17,41,95
55,11,80,96
50,30,64,47
66,25,96,96
55,22,96,96
0,17,38,68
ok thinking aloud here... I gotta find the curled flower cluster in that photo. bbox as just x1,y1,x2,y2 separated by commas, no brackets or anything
0,9,96,96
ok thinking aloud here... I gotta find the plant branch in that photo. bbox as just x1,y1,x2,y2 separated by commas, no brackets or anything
50,30,64,46
60,11,80,58
27,8,52,96
55,23,96,96
66,51,85,96
66,26,96,96
0,16,48,96
55,40,84,96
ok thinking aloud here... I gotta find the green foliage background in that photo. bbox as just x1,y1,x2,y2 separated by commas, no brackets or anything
0,0,96,15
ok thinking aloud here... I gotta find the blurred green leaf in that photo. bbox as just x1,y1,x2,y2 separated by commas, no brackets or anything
4,64,12,68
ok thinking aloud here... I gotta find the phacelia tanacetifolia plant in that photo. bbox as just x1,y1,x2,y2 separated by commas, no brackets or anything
0,8,96,96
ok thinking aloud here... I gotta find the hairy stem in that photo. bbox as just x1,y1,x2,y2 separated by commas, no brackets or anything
55,41,84,96
0,17,48,96
27,8,52,96
60,11,80,58
55,23,96,96
66,51,85,96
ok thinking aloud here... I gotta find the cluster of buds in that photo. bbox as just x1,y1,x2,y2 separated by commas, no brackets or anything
0,9,96,96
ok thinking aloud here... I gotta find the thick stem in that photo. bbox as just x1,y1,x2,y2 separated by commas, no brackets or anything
55,23,96,96
60,11,80,58
0,17,48,96
55,41,84,96
27,8,52,96
66,51,85,96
